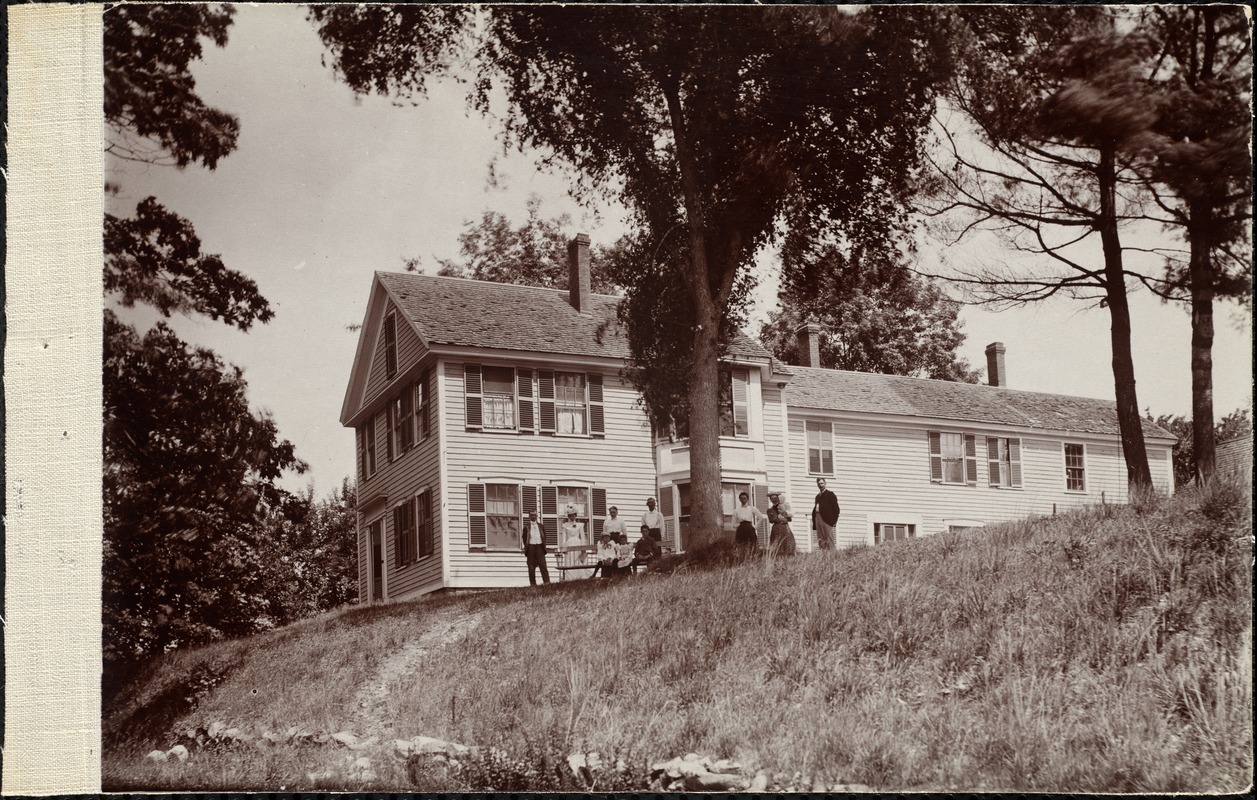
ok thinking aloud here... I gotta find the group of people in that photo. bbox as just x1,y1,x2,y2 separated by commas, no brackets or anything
522,483,841,585
520,497,666,585
732,477,841,556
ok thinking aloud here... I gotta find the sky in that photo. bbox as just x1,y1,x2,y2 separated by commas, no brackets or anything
107,4,1253,497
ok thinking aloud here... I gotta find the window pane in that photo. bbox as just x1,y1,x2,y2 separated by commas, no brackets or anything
483,366,515,395
809,450,822,474
486,484,518,549
941,433,964,483
557,486,588,519
677,483,692,518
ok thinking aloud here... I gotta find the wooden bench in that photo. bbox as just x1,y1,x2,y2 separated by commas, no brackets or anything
554,544,652,580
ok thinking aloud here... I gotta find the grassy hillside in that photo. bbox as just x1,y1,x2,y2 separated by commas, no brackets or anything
103,479,1252,792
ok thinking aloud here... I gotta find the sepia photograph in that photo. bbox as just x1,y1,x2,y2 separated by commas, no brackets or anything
66,1,1257,792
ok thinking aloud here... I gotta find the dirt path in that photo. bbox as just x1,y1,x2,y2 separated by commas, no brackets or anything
348,606,485,740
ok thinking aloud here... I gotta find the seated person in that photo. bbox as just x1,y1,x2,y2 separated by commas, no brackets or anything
612,532,636,571
596,532,619,577
634,523,661,566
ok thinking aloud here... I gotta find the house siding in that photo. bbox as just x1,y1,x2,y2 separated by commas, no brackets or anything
354,325,445,602
784,414,1167,547
442,359,657,589
361,298,426,415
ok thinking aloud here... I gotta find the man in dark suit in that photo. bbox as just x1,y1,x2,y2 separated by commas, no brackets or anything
521,510,551,585
812,477,840,550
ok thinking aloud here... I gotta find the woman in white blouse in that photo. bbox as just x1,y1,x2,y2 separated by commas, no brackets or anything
732,491,762,552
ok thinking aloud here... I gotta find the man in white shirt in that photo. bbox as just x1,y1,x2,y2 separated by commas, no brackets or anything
521,510,550,585
641,497,664,543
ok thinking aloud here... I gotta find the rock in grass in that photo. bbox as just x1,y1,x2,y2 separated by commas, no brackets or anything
708,758,742,774
331,731,361,748
166,745,189,762
748,771,768,791
682,771,743,791
145,750,167,763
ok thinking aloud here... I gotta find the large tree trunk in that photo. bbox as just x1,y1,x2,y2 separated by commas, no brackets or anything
1098,145,1154,491
1188,199,1217,485
686,289,725,550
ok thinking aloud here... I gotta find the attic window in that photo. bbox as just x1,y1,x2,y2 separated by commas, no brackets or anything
384,312,398,379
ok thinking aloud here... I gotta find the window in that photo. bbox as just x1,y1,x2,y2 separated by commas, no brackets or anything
677,483,692,526
393,499,416,566
383,312,398,378
1065,443,1086,491
555,372,588,435
556,485,591,543
364,420,377,477
719,368,750,437
986,437,1022,488
807,421,834,475
484,483,519,549
874,523,915,545
482,367,517,430
465,365,604,437
929,431,977,485
390,388,414,457
378,410,391,462
416,490,434,558
720,482,752,528
414,371,430,440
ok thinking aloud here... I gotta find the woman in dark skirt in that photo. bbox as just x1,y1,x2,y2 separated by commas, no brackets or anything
766,490,797,556
732,491,762,552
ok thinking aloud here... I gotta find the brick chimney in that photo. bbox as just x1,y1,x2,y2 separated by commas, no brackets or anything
567,233,591,314
985,342,1007,387
795,320,823,368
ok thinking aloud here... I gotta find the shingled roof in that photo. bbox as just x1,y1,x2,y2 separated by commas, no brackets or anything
785,366,1176,440
377,271,773,362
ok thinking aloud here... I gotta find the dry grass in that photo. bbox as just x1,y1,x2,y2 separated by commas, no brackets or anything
103,478,1253,792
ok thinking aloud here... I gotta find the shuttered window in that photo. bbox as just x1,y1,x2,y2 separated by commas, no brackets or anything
391,387,414,456
930,432,976,485
415,370,431,440
482,367,517,429
383,312,398,378
379,410,392,462
356,427,365,483
719,368,750,437
806,421,834,475
364,419,377,478
555,372,588,435
986,437,1023,488
416,490,434,558
394,499,415,566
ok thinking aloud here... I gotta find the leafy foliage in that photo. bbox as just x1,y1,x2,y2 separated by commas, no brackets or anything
424,195,617,293
104,5,354,658
760,238,979,381
105,197,273,331
932,7,1164,489
103,311,306,658
314,6,950,544
104,3,240,168
1153,409,1252,488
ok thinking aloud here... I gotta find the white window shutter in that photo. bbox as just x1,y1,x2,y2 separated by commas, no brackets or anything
464,364,483,429
928,431,943,483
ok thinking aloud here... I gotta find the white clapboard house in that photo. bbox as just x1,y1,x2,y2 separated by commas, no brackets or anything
340,236,1177,602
